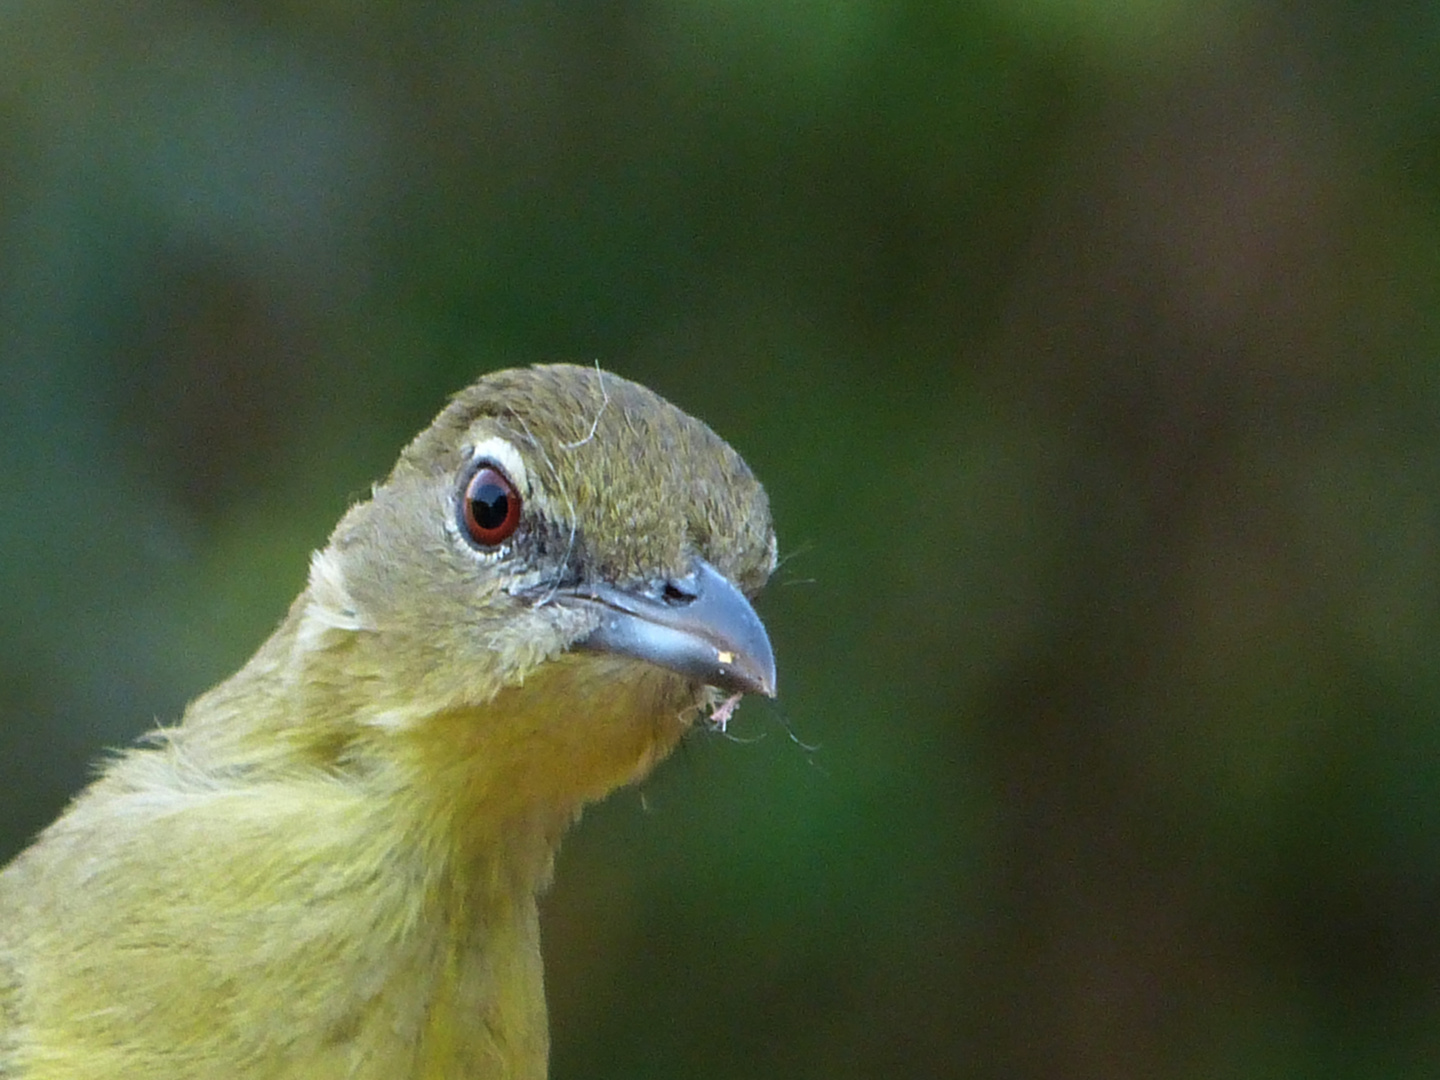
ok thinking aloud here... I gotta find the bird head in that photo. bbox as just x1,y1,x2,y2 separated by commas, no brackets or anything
274,364,776,817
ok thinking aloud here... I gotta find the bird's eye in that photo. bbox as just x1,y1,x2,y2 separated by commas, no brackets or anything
461,464,522,547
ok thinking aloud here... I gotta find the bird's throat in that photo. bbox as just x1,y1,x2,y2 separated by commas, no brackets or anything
389,653,697,865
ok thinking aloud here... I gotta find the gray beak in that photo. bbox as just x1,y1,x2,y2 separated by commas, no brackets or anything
564,559,777,697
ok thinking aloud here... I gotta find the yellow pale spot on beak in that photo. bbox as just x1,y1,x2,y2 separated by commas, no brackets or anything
717,650,735,665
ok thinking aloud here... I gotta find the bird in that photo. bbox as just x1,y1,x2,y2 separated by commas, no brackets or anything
0,364,777,1079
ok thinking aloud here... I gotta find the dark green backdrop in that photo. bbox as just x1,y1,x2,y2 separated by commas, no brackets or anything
5,2,1440,1077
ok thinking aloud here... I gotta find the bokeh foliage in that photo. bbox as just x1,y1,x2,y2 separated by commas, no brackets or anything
5,1,1440,1077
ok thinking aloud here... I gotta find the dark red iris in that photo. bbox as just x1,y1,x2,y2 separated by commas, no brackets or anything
462,465,522,546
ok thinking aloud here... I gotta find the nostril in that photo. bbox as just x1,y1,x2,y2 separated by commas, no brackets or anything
661,581,696,605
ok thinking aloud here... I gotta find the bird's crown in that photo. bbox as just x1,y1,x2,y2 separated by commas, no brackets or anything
393,363,775,595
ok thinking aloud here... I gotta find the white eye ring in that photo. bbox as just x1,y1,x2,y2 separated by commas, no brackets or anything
466,437,529,496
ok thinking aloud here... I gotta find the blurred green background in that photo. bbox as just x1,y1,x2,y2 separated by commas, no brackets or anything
5,1,1440,1077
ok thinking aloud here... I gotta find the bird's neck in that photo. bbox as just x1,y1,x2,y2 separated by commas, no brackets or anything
164,590,689,1075
165,610,577,1077
181,606,591,888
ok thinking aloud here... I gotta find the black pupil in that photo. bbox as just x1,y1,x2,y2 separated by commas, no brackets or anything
470,480,510,530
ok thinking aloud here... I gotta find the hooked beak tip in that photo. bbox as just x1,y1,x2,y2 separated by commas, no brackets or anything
566,559,777,699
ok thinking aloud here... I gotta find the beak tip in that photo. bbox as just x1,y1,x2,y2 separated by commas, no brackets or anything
717,644,777,699
755,662,778,700
568,558,778,701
